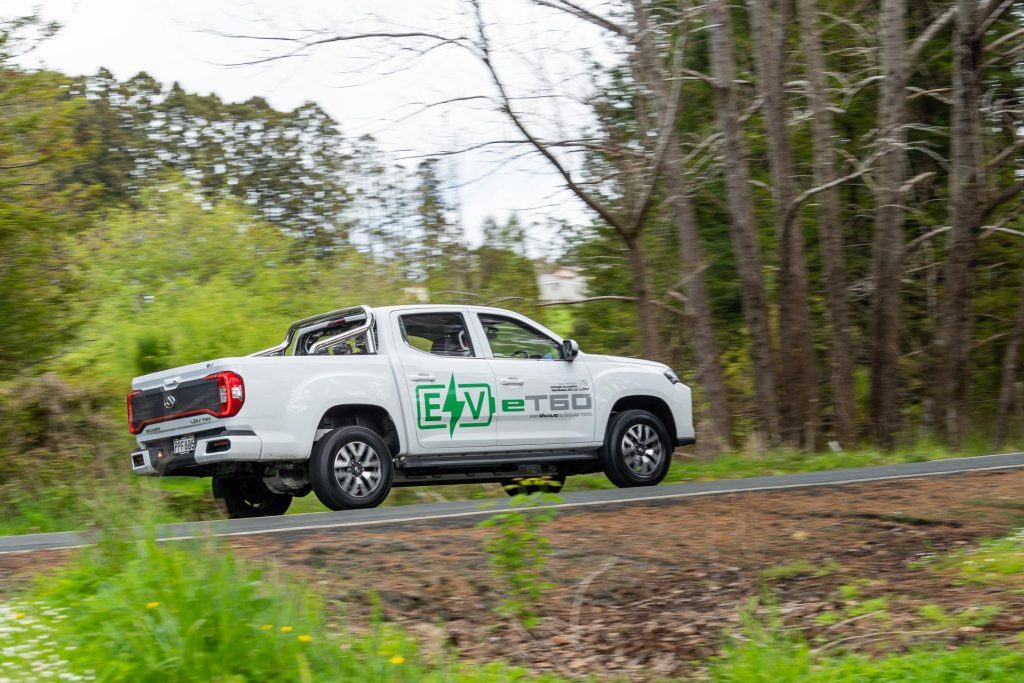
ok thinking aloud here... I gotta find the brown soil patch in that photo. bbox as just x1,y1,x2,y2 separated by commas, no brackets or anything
231,470,1024,679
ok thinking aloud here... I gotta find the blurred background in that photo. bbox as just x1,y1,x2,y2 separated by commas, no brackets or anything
0,0,1022,526
2,2,1024,682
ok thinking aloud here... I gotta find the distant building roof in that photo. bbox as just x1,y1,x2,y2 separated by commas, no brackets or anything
537,265,586,303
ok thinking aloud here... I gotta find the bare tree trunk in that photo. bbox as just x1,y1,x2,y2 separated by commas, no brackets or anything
930,0,985,447
995,278,1024,447
706,0,781,445
869,0,908,449
749,0,819,449
624,233,662,360
471,0,682,364
663,135,735,449
626,0,733,449
796,0,857,444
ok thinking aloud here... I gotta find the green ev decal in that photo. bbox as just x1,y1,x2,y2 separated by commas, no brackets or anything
416,375,495,436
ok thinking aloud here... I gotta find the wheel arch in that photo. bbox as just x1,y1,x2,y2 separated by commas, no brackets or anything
316,404,402,456
607,395,676,443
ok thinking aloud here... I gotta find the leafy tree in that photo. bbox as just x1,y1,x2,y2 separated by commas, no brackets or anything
413,159,469,298
60,182,407,390
0,14,94,374
71,72,357,253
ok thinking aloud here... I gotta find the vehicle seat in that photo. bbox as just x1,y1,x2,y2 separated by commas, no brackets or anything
431,332,472,357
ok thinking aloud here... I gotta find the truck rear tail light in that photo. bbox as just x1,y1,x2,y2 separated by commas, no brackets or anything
206,371,245,418
127,390,142,434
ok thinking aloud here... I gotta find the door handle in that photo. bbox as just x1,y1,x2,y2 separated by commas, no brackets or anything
409,373,436,382
499,377,525,386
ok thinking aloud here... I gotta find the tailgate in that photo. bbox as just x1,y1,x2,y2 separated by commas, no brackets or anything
128,361,244,435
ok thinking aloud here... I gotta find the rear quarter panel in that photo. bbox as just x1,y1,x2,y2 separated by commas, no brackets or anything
226,355,407,460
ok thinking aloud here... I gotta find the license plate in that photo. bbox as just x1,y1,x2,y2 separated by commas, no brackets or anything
173,435,196,455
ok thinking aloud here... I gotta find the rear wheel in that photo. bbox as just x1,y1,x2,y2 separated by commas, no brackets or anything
309,426,394,510
212,476,292,518
500,475,565,497
600,409,671,488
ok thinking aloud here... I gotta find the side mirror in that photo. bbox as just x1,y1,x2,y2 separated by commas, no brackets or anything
560,338,580,362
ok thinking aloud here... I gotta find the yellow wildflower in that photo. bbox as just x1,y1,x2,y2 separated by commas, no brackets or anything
145,602,160,609
14,612,26,619
297,634,312,643
260,624,274,631
389,655,405,665
280,625,293,633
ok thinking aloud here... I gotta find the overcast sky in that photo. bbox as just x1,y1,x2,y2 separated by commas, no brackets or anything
10,0,616,250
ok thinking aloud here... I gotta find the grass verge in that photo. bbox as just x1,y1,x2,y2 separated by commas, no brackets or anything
712,605,1024,683
917,528,1024,585
0,525,566,682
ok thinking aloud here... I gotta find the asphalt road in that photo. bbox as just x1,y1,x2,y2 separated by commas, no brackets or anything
3,451,1023,555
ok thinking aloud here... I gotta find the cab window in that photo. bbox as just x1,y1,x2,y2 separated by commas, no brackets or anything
479,314,560,360
399,312,476,358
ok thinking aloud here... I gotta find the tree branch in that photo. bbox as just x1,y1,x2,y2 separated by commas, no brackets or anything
906,204,1024,250
977,0,1016,39
908,5,956,65
986,25,1024,52
987,138,1024,171
985,177,1024,218
219,30,468,67
471,0,625,233
625,25,687,227
782,154,877,229
530,0,631,38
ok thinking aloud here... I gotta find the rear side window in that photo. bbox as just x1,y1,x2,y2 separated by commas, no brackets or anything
479,314,560,360
399,312,476,358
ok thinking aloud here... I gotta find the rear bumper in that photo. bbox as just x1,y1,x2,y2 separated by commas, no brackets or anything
131,430,263,476
675,436,696,448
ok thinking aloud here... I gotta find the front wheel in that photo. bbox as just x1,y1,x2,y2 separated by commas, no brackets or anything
600,409,672,488
309,426,394,510
212,476,292,518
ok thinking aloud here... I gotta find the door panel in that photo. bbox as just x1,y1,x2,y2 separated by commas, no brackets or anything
391,311,497,451
488,359,595,445
475,313,596,446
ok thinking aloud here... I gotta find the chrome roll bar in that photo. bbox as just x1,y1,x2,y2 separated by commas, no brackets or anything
249,305,375,357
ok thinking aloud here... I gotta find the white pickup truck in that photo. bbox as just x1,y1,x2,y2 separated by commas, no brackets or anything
128,305,695,517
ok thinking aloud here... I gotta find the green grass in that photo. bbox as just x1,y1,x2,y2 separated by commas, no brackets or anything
0,525,568,682
712,605,1024,683
921,529,1024,584
917,603,1002,629
714,639,1024,682
760,559,841,581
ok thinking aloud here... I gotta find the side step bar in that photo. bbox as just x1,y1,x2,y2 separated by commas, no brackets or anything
397,451,599,469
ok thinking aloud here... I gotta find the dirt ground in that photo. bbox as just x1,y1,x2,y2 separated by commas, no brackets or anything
3,469,1024,680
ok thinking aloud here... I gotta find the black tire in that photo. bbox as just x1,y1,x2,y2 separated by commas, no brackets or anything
309,426,394,511
600,409,672,488
212,476,292,518
500,475,566,497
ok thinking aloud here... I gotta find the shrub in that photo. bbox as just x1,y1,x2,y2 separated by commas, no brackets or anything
477,490,560,630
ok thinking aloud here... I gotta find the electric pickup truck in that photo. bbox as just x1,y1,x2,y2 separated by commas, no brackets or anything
127,304,695,517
